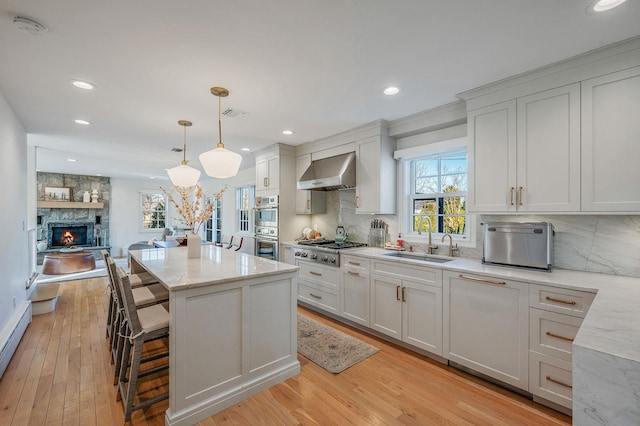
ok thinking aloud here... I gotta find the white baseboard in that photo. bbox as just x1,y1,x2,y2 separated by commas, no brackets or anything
0,301,32,379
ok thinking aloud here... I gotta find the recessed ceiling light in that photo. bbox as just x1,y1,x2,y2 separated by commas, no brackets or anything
70,80,95,90
67,158,77,162
282,130,294,135
74,119,90,125
241,147,251,152
383,86,400,96
149,176,155,179
13,16,47,36
589,0,627,12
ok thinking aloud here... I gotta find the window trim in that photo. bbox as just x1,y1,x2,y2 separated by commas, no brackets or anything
397,138,475,247
138,189,167,233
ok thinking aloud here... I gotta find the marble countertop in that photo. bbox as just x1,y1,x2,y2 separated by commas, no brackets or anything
314,245,640,367
129,245,298,291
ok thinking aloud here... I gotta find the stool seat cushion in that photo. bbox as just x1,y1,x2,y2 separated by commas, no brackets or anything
132,284,169,306
138,302,170,334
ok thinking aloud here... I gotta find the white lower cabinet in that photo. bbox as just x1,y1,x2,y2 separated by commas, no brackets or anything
528,284,594,409
443,271,529,389
370,260,442,355
297,261,339,314
340,255,370,326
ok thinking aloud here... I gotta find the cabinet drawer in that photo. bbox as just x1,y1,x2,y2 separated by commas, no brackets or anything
297,262,339,290
372,259,442,287
529,284,594,318
342,255,370,273
529,351,573,409
530,308,582,362
298,283,338,313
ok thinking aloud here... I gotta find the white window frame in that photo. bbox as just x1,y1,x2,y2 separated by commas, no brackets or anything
236,185,255,235
396,137,475,247
138,190,167,233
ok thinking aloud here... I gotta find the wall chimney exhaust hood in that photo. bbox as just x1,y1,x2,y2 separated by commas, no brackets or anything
297,152,356,191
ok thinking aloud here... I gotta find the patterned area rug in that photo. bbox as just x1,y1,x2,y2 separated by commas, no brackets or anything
297,314,379,374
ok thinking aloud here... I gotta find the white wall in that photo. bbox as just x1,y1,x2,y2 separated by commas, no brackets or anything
0,92,29,330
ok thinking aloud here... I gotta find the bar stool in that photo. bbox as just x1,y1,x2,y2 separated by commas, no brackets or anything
105,255,169,383
102,250,159,341
115,267,170,422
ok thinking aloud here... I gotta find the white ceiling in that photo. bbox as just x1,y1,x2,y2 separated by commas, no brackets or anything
1,0,639,180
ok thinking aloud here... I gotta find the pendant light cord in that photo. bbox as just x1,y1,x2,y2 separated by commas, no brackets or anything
182,124,188,165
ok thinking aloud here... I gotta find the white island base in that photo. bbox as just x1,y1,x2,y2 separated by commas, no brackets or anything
130,247,300,426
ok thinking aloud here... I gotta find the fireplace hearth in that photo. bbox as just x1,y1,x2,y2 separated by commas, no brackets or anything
48,222,94,248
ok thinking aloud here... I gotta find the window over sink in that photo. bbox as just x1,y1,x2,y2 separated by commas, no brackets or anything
397,137,472,244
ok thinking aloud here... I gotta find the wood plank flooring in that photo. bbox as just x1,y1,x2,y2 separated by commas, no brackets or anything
0,276,572,425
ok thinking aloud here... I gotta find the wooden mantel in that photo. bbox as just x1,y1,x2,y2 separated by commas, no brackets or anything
37,201,105,209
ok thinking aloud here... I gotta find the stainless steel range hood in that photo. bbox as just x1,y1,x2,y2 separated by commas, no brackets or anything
297,152,356,191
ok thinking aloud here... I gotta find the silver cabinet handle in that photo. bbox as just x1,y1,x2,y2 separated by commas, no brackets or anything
309,293,322,299
347,271,359,276
348,261,361,266
310,271,322,276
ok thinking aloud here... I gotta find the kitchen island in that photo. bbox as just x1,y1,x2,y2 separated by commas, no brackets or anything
129,245,299,426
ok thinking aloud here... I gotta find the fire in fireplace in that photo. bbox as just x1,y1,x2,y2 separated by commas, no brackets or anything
48,222,94,248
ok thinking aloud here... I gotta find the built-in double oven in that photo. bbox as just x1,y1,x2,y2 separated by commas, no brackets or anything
254,195,279,261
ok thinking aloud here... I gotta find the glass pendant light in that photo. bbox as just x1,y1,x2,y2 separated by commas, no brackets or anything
199,87,243,178
167,120,201,187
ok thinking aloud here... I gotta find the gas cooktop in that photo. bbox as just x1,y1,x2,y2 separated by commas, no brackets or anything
295,240,367,250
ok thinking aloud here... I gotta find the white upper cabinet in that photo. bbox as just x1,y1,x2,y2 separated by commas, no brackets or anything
581,66,640,212
295,154,326,214
516,84,581,212
355,135,396,214
468,83,580,213
255,154,279,195
468,100,516,212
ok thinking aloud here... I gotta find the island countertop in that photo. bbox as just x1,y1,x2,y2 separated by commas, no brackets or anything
129,245,298,290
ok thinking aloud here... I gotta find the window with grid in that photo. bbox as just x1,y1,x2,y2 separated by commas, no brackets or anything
236,186,254,233
204,196,222,243
409,149,468,239
139,191,167,232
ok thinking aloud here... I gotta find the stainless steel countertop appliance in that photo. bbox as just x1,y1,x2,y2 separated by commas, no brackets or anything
482,222,554,271
293,239,367,267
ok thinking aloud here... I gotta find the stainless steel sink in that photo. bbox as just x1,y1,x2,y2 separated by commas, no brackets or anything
381,251,453,263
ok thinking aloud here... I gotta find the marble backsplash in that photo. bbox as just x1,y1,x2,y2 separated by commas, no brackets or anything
310,190,640,278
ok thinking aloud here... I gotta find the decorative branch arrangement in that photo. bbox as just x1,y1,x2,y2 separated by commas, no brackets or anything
161,184,226,234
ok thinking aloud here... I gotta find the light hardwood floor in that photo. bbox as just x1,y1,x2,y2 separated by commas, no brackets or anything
0,276,571,425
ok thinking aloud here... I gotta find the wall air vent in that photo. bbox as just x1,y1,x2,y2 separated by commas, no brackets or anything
171,148,183,152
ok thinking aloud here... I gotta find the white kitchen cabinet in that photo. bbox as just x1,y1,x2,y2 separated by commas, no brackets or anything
581,66,640,212
370,260,442,355
355,135,396,214
255,154,279,195
340,255,370,326
295,154,326,214
528,284,593,409
296,260,339,314
468,83,580,213
443,271,529,389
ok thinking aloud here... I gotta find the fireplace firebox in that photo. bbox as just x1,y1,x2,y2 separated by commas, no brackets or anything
47,222,94,248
